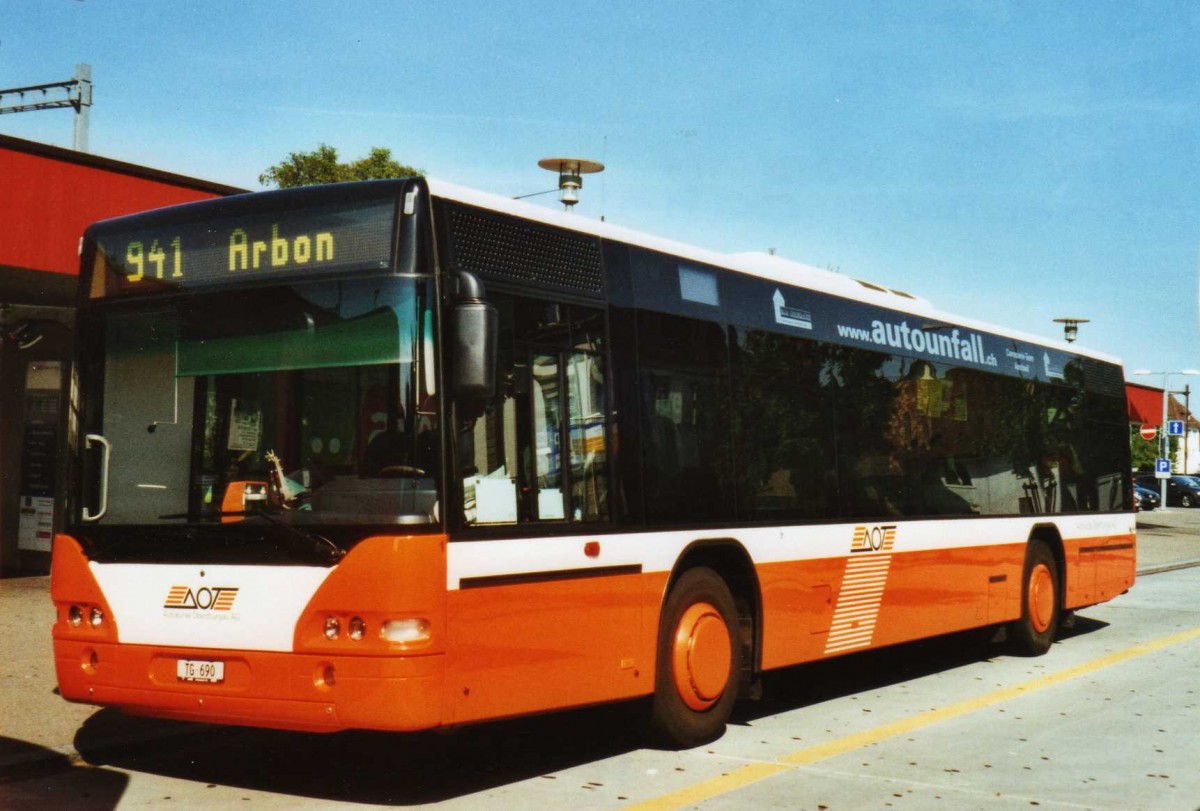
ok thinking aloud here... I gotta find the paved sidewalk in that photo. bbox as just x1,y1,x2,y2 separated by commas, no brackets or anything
2,510,1198,779
1130,505,1200,573
0,574,101,780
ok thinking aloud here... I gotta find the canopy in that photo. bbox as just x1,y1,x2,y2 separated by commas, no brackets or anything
1126,382,1197,426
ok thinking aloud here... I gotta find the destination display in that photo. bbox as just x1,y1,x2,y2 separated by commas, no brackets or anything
91,198,396,297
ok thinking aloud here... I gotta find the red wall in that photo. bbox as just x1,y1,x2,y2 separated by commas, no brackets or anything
0,147,230,276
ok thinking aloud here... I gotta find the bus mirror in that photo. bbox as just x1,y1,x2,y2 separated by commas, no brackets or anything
451,273,498,406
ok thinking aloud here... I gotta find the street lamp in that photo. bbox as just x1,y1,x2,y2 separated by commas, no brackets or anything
1133,368,1200,510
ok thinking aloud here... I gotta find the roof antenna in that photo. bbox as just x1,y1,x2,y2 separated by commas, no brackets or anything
599,136,608,222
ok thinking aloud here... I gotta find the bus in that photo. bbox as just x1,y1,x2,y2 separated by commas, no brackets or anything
52,177,1136,748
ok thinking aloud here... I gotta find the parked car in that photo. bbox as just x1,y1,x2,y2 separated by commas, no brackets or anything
1133,483,1160,511
1135,474,1200,507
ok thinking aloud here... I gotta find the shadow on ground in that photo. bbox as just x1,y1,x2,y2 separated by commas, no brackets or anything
70,614,1111,806
739,613,1108,728
0,737,129,810
75,701,647,806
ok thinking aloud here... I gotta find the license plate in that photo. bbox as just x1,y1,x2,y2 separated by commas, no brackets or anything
177,659,225,683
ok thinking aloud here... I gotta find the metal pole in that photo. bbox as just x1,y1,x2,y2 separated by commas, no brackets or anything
1185,385,1191,475
72,64,91,152
1161,374,1170,509
0,63,92,152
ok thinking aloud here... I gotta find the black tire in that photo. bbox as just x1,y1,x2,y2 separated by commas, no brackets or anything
1008,541,1060,656
649,567,741,749
1182,494,1194,508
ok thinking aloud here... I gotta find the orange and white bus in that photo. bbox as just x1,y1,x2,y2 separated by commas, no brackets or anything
53,177,1135,747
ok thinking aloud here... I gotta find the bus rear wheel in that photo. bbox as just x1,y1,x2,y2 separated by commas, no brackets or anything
649,567,741,749
1009,541,1060,656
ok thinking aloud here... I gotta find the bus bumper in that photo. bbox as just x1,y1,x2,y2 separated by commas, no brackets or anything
53,640,444,732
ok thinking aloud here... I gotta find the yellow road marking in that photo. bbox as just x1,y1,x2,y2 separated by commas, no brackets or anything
630,625,1200,810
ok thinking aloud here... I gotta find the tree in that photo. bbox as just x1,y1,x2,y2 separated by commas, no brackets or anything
259,144,422,188
1130,428,1177,472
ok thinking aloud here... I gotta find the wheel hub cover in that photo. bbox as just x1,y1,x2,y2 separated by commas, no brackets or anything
1029,563,1055,633
672,602,731,711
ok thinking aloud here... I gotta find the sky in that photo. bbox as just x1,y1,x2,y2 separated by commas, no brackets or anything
4,1,1199,388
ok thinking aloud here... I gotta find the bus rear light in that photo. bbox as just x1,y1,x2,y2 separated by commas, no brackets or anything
381,618,431,647
324,617,341,640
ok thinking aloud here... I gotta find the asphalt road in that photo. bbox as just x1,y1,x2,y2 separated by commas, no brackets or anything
3,511,1200,810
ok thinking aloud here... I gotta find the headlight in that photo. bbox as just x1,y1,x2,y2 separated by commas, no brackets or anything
349,617,365,641
69,605,83,627
89,607,104,627
323,616,340,640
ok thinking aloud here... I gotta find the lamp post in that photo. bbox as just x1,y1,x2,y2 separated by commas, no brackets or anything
1133,368,1200,510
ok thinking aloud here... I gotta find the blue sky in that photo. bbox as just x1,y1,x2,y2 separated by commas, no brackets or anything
5,1,1199,388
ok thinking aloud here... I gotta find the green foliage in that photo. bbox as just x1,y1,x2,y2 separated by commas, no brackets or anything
259,144,422,188
1130,428,1178,472
345,147,422,183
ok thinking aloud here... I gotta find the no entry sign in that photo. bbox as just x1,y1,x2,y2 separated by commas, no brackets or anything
1140,424,1158,441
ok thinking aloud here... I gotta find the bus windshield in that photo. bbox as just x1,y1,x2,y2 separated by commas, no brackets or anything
77,274,440,534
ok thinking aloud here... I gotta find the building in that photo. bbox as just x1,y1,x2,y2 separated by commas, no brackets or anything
1,134,242,575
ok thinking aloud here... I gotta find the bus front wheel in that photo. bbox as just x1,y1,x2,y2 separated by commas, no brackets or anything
649,566,741,749
1009,541,1060,656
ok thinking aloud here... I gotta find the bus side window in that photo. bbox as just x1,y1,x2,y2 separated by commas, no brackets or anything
636,310,735,525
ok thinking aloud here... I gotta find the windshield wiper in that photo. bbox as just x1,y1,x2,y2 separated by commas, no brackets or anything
158,509,344,564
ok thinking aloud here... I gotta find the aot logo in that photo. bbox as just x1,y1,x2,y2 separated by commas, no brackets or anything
851,525,896,554
164,585,239,611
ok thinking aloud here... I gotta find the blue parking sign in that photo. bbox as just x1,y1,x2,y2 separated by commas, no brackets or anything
1169,420,1185,436
1156,457,1172,478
